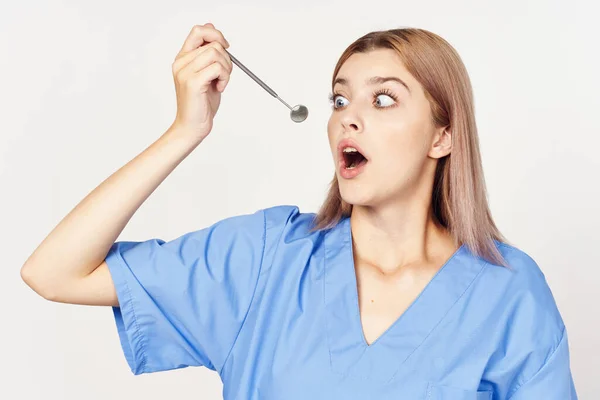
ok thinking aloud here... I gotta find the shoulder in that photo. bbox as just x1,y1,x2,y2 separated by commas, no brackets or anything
261,204,313,225
260,204,318,238
472,243,575,397
213,205,318,252
207,204,309,234
466,242,571,395
477,241,567,369
487,241,561,310
194,205,317,254
489,242,551,288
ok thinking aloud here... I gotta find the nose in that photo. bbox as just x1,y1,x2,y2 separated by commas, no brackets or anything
340,111,361,133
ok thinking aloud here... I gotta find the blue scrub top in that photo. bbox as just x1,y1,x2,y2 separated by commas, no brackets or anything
105,205,577,399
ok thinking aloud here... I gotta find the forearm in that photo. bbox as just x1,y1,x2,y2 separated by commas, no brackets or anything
21,124,201,296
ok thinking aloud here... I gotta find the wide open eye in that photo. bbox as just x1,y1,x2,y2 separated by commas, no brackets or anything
329,94,349,109
375,93,395,108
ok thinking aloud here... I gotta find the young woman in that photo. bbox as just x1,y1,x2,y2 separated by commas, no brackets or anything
21,23,577,399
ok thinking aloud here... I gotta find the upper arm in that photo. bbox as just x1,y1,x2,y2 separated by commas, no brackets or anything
22,259,119,307
103,208,280,374
506,327,577,399
76,261,119,307
54,261,119,306
491,247,578,399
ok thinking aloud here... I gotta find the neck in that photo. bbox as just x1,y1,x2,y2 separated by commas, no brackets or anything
349,201,457,274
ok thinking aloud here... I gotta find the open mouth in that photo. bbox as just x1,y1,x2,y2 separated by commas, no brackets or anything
342,147,368,169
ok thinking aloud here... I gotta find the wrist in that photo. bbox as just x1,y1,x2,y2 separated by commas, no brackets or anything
164,123,206,147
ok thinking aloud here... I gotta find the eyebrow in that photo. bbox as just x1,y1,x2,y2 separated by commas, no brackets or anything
333,76,411,94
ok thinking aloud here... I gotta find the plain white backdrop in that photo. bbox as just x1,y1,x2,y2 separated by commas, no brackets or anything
1,0,598,398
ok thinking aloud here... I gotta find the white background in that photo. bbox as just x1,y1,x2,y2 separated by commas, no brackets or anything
1,0,597,398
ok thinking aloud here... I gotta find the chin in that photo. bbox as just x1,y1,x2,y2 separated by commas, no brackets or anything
338,184,375,208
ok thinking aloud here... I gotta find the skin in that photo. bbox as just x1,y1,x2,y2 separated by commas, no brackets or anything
327,48,459,345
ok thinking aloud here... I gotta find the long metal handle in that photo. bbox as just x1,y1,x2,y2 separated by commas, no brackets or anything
225,49,279,98
225,49,295,111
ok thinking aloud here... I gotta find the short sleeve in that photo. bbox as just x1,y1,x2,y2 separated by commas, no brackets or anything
507,327,578,399
484,246,579,399
104,209,267,375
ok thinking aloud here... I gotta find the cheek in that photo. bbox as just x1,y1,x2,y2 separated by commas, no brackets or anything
327,118,337,152
375,121,431,172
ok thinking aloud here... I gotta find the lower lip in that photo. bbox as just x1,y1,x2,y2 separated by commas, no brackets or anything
339,160,368,179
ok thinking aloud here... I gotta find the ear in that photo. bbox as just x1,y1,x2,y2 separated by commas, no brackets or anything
428,125,452,159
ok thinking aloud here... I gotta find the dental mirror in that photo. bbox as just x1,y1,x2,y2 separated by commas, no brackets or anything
225,49,308,123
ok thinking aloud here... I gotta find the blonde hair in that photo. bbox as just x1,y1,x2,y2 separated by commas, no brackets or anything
311,28,510,268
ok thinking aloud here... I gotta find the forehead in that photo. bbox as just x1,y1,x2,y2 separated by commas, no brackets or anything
334,48,412,86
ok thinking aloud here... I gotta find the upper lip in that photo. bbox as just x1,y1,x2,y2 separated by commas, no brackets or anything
337,138,369,163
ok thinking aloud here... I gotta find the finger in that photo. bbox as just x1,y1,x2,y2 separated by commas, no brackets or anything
173,41,232,77
191,41,232,73
190,61,231,93
176,24,230,58
176,45,230,79
207,41,233,73
178,50,230,86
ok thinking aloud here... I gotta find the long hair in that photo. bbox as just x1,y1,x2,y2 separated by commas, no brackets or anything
311,28,510,268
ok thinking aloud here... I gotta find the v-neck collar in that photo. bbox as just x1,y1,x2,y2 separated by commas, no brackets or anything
322,216,486,383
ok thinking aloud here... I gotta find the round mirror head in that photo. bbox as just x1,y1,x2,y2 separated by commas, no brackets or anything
290,104,309,123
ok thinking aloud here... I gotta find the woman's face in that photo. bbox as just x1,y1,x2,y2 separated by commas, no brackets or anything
327,48,451,209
